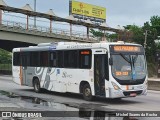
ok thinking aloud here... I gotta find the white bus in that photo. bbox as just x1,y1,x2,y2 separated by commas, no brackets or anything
12,41,148,100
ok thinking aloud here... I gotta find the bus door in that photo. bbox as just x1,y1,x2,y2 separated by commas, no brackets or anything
21,52,30,85
94,54,106,96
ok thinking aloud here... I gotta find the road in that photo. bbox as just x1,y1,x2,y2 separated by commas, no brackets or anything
0,75,160,119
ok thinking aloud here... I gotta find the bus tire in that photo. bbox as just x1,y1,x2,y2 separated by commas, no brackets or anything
33,78,41,93
83,84,93,101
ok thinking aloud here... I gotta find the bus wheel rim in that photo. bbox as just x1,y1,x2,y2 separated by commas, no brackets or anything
85,88,91,96
35,82,39,91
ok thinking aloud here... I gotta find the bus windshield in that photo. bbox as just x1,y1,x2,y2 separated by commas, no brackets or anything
111,54,146,80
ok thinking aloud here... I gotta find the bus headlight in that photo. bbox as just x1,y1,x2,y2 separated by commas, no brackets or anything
111,82,121,90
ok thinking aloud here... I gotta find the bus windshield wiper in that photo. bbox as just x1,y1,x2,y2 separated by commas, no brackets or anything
120,53,131,64
133,53,138,63
132,53,138,67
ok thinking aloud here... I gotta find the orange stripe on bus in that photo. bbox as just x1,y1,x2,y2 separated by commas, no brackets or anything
19,66,23,85
126,85,129,90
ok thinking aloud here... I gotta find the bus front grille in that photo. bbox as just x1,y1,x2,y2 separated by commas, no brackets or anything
123,90,143,96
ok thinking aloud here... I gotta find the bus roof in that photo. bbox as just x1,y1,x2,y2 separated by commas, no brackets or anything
12,41,143,52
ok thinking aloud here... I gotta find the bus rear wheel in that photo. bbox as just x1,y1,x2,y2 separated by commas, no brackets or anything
33,78,41,93
83,84,93,101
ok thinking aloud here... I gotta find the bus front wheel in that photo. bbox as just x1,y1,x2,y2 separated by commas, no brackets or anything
83,84,93,101
33,78,41,93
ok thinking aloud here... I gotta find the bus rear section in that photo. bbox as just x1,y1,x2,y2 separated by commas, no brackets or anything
12,48,22,85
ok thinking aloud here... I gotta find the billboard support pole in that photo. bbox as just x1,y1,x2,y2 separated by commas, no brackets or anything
70,23,72,37
87,27,89,40
103,30,106,41
26,15,29,30
0,10,2,24
34,0,36,28
50,18,52,33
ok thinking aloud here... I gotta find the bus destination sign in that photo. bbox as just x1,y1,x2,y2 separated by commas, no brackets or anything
112,45,142,52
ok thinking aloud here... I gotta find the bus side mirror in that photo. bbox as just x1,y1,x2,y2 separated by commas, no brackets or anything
109,58,113,65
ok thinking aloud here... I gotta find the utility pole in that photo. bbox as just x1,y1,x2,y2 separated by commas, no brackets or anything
34,0,36,28
144,30,148,49
0,10,2,24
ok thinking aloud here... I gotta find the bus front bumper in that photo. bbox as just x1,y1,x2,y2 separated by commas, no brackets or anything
109,85,147,98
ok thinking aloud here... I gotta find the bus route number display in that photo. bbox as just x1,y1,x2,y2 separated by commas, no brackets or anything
112,45,141,52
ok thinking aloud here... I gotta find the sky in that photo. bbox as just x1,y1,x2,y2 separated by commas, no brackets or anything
2,0,160,30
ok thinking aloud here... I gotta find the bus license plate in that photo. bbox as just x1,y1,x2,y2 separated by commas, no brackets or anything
130,93,137,97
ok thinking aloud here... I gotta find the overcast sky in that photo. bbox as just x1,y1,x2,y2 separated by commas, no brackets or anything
3,0,160,28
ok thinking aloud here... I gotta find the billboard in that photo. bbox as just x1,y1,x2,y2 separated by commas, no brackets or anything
69,0,106,22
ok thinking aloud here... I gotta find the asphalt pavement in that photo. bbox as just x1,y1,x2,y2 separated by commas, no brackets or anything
0,75,160,120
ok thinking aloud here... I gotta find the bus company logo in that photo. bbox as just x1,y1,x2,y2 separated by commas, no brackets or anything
79,3,84,9
62,72,72,78
72,2,89,15
49,46,56,50
67,44,92,49
35,67,44,75
2,112,11,117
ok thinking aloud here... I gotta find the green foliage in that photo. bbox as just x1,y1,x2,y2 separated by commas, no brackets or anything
124,25,144,45
0,49,12,64
150,16,160,36
142,22,156,62
0,64,12,70
108,33,118,41
157,44,160,49
90,28,118,41
90,29,104,37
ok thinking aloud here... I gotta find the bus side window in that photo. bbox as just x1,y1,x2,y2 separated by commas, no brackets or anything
79,50,92,69
57,51,64,68
64,50,78,68
13,52,20,66
105,53,109,80
70,50,78,68
21,52,30,66
30,52,39,67
49,51,57,67
40,51,49,67
64,51,69,68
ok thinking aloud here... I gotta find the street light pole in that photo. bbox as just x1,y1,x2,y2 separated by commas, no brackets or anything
144,30,148,49
34,0,36,27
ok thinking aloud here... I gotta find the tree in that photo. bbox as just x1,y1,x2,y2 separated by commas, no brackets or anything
123,20,158,63
0,49,12,64
90,29,104,38
124,25,144,44
150,16,160,36
142,22,157,62
90,28,118,41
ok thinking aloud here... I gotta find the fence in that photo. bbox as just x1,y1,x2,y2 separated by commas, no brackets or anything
0,20,99,42
0,64,12,75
